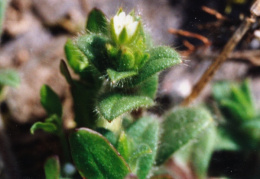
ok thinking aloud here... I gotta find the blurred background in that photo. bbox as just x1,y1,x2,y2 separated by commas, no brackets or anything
0,0,260,178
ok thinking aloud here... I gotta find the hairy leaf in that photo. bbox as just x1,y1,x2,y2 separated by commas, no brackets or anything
69,128,130,179
86,8,108,35
97,93,154,121
190,124,216,179
76,34,110,72
156,107,213,165
65,39,89,73
107,68,137,84
135,75,158,99
117,131,132,161
127,117,159,179
131,46,181,85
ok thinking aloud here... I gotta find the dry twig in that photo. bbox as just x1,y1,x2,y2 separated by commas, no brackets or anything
168,28,211,46
181,0,260,106
201,6,228,20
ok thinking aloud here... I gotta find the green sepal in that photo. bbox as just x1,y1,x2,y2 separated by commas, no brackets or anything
116,8,123,15
156,107,213,165
64,39,89,74
131,46,181,86
86,8,108,35
40,85,62,117
119,27,128,44
127,22,142,45
134,51,149,69
107,68,137,84
110,18,118,43
44,156,60,179
117,46,135,71
97,93,154,122
0,69,20,87
126,117,159,179
69,128,130,179
30,122,57,135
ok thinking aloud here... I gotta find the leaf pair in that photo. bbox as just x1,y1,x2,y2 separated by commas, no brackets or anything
30,85,62,135
70,107,213,179
69,117,159,179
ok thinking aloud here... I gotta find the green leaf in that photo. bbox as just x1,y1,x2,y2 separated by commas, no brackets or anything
156,107,213,165
96,128,118,147
129,144,152,164
30,122,57,134
65,39,89,73
86,8,108,35
107,68,137,84
0,69,20,87
44,156,60,179
214,126,240,151
241,79,254,108
117,131,132,161
69,128,130,179
190,124,216,179
40,85,62,117
45,114,61,125
60,60,73,85
135,75,158,99
127,117,159,179
0,0,7,36
71,80,98,127
212,81,232,101
131,46,181,85
221,100,248,122
97,93,154,121
240,119,260,146
213,80,256,122
76,34,110,72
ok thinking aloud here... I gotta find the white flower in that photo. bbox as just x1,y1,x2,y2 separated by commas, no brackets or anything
112,11,139,40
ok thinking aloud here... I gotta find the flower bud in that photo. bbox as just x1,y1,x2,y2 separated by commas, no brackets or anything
111,11,139,44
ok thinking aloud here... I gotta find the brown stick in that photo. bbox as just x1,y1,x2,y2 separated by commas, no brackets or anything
202,6,228,20
168,28,211,46
181,16,255,106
